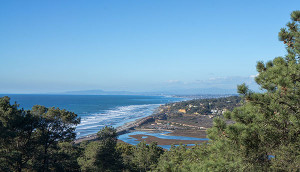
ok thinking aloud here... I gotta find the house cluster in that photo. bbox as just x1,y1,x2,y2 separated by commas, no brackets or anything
147,120,180,130
149,120,206,130
210,109,227,115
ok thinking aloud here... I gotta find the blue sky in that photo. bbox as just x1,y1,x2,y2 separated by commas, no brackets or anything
0,0,299,94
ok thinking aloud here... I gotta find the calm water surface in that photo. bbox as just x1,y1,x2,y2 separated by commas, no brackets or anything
118,131,209,150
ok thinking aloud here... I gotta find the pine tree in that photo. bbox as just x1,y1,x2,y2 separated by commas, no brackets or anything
132,141,164,172
0,97,43,172
30,105,81,171
206,10,300,171
0,97,81,172
78,126,123,172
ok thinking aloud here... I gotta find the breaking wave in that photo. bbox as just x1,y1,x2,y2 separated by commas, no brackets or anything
76,104,161,138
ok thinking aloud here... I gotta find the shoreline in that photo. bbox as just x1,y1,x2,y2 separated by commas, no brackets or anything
74,94,223,144
72,95,186,144
74,113,209,145
74,105,165,144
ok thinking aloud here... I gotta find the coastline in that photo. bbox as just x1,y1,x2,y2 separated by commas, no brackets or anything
75,94,237,145
74,104,166,144
74,96,184,144
74,106,209,145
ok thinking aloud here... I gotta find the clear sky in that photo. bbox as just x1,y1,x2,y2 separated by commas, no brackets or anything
0,0,299,94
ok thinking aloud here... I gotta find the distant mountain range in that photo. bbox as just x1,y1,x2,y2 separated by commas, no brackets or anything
62,88,238,96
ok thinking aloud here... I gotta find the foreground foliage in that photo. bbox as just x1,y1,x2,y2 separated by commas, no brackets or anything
78,126,123,172
0,96,81,172
207,10,300,171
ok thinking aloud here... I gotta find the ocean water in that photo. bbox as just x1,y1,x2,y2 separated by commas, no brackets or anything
0,94,182,138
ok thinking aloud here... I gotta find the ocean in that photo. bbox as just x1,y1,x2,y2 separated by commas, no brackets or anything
0,94,182,138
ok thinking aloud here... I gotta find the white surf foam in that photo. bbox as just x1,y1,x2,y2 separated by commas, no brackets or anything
76,104,161,138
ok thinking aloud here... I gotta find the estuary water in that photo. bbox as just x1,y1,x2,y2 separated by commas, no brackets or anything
0,94,182,138
119,131,209,150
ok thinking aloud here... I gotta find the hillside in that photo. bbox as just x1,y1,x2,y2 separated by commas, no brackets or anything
136,96,242,134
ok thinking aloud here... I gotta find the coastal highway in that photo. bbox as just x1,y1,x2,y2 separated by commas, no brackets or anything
74,116,152,144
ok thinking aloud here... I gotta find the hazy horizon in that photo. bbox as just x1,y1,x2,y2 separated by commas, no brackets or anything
0,88,239,95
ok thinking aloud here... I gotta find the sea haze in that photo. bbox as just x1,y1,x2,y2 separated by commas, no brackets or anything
1,94,182,138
